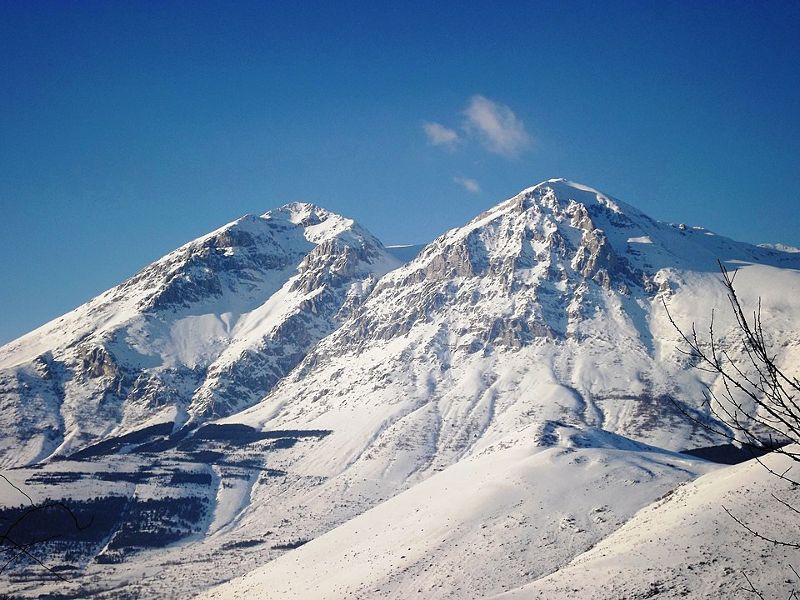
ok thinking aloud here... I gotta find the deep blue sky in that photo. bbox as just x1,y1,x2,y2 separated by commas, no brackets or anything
2,1,799,344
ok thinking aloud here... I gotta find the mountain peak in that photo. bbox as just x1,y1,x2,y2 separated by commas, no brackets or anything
259,202,370,246
263,201,333,226
514,179,625,214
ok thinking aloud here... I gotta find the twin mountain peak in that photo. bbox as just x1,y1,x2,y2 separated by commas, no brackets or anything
0,178,798,467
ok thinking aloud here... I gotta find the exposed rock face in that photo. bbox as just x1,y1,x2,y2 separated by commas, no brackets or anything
324,181,647,350
80,345,120,380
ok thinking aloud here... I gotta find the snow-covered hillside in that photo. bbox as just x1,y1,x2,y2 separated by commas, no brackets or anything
0,202,400,466
496,447,800,599
229,179,800,464
201,431,717,599
1,180,798,599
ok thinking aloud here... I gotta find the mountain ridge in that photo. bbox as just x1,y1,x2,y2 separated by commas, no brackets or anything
1,180,799,598
0,202,400,465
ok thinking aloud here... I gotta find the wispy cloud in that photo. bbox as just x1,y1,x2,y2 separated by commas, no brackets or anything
463,95,530,157
423,121,460,147
453,176,481,193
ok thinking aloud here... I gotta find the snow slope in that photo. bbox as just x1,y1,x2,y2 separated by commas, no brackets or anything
497,446,800,599
201,428,716,599
0,203,400,466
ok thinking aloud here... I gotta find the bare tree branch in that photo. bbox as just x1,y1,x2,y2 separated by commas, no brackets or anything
665,261,800,598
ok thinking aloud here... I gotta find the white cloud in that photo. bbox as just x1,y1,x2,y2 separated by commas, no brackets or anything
454,176,481,194
423,121,460,147
463,95,530,157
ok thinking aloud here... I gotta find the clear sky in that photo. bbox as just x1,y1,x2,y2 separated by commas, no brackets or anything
2,1,799,344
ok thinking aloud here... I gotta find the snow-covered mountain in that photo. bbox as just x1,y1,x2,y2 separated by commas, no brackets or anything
229,179,800,460
2,179,799,599
0,202,400,466
191,179,800,598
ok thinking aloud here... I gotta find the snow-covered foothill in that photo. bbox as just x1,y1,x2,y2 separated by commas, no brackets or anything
497,447,800,599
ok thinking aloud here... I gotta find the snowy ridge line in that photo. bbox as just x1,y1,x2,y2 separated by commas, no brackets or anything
2,179,800,598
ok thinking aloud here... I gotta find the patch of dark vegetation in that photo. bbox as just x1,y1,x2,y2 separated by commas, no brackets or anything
270,437,298,450
191,424,331,446
0,495,128,572
682,442,786,465
172,450,226,464
271,538,309,550
98,496,210,562
221,538,269,550
261,467,286,477
134,438,177,453
216,458,254,469
190,424,268,444
1,492,212,573
175,437,209,452
224,462,285,475
93,555,122,564
18,462,45,470
67,422,174,460
25,472,87,485
133,424,193,454
133,425,330,461
94,471,154,483
169,471,212,485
